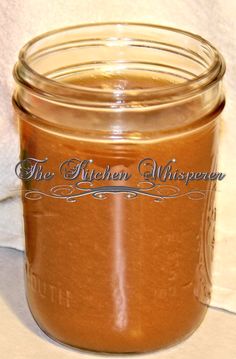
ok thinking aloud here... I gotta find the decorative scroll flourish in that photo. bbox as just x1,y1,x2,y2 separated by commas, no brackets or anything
23,181,207,203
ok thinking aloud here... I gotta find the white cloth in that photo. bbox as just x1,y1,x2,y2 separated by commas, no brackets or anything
0,0,235,312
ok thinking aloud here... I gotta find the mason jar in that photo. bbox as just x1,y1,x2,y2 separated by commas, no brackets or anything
13,23,225,353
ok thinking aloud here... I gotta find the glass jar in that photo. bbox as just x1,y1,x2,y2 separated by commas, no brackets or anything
13,23,225,353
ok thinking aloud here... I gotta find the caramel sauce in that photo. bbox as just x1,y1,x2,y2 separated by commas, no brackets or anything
18,73,219,353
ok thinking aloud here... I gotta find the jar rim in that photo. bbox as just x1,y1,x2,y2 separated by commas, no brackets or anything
14,22,226,107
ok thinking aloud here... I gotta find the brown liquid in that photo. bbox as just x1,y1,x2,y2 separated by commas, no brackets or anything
18,73,219,353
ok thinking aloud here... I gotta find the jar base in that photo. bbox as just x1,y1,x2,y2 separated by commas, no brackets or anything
26,295,209,354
